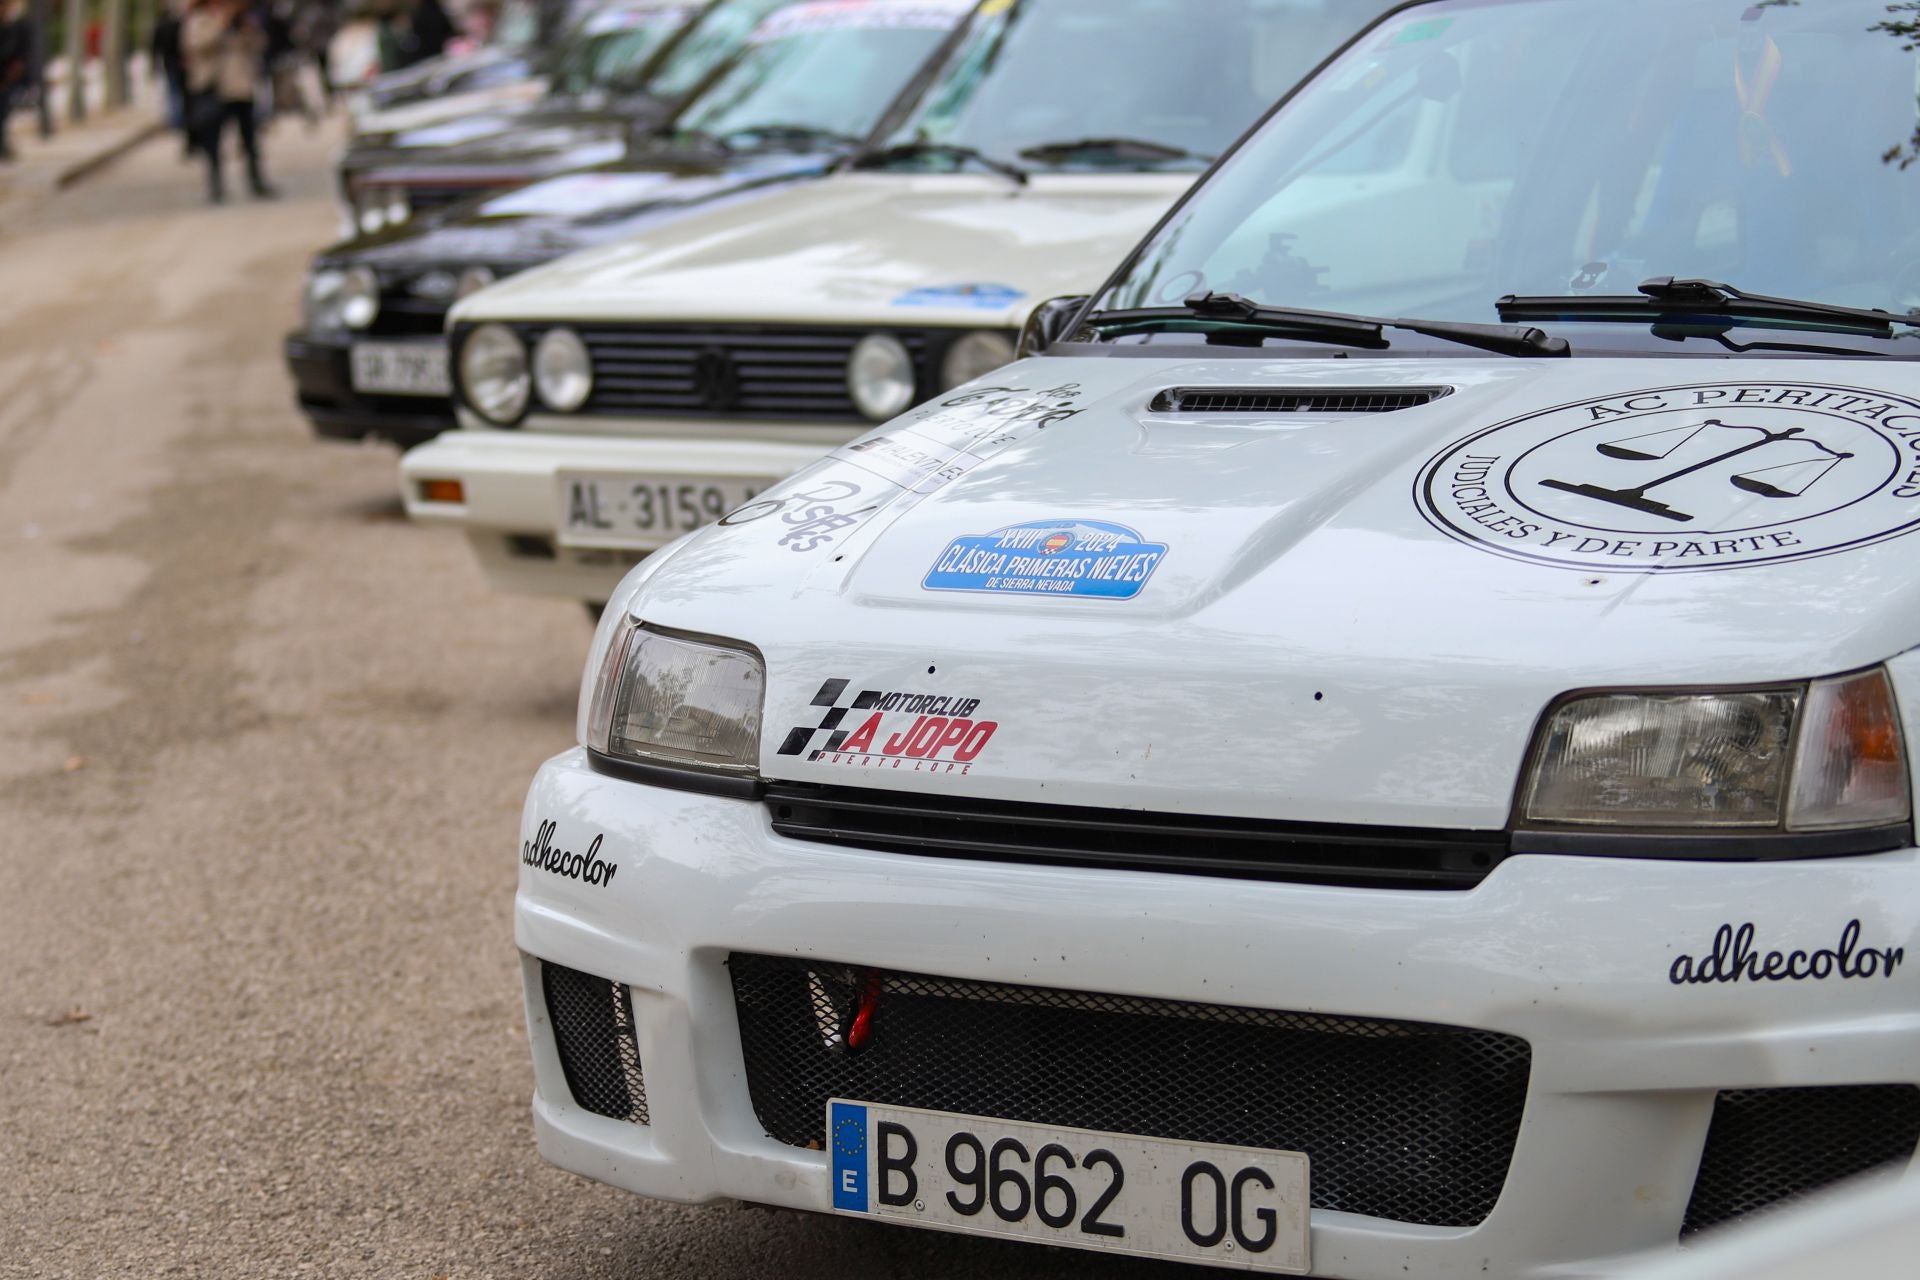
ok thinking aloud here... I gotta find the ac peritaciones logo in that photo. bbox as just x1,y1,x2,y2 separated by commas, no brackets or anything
1417,382,1920,572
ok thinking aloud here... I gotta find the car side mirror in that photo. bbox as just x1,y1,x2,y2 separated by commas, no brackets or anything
1017,295,1091,358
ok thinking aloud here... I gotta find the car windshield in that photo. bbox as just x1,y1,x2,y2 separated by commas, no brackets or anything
548,4,700,95
1096,0,1920,340
872,0,1392,174
635,0,793,100
673,0,970,145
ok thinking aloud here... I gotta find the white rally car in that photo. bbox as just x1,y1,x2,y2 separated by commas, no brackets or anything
402,0,1386,604
513,0,1920,1276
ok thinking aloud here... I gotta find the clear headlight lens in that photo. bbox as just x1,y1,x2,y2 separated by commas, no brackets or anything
1523,669,1908,831
455,265,497,299
458,323,530,424
589,623,764,774
385,190,411,227
532,327,593,412
339,266,380,330
356,199,385,234
940,331,1016,390
302,268,347,332
847,333,917,422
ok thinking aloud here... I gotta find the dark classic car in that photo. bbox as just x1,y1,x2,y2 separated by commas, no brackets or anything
287,0,972,448
337,0,776,233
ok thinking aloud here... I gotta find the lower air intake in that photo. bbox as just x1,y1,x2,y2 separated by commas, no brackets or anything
729,953,1529,1227
1149,385,1451,414
1682,1085,1920,1234
541,961,649,1124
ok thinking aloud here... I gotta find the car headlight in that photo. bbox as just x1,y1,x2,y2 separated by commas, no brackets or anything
533,327,593,412
455,265,496,299
458,323,530,424
940,331,1017,390
385,190,410,227
587,622,764,775
847,333,917,422
339,266,380,330
302,268,347,332
1522,668,1908,832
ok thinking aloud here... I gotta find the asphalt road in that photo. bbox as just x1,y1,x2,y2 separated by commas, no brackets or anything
0,121,1208,1278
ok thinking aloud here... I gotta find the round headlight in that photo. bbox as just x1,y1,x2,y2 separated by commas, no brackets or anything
940,331,1017,390
455,265,497,299
847,333,917,422
339,266,380,330
459,323,530,424
302,268,347,332
356,201,385,233
533,327,593,412
385,191,411,227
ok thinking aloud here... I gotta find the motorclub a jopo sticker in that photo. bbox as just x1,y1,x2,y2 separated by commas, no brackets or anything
1417,382,1920,572
923,519,1166,599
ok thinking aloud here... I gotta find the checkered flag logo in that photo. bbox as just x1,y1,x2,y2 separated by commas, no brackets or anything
777,678,880,759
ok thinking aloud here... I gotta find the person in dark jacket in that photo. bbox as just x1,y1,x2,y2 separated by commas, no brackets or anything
0,0,29,162
184,0,276,201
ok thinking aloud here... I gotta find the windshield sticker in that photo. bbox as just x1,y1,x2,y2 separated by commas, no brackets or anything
1669,920,1903,986
753,0,971,41
1416,382,1920,572
584,4,693,34
522,820,619,887
924,519,1166,599
892,283,1025,309
778,677,997,772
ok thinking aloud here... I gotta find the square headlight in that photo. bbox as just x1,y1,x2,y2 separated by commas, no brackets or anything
588,621,764,775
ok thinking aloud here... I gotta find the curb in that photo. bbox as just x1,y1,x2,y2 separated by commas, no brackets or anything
54,119,167,190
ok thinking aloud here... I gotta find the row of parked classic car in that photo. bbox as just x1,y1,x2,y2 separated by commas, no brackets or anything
285,1,1920,1276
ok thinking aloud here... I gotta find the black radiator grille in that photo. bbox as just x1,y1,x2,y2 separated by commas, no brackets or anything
368,293,450,339
1150,386,1451,414
729,953,1530,1227
567,326,927,421
541,961,650,1124
764,782,1507,889
1682,1085,1920,1234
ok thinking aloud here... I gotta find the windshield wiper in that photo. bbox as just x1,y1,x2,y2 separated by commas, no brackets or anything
848,139,1029,185
1498,277,1918,338
1086,290,1569,358
717,122,866,150
1018,136,1214,166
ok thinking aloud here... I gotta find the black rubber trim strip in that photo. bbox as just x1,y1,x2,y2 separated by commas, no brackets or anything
586,748,763,800
1509,823,1911,860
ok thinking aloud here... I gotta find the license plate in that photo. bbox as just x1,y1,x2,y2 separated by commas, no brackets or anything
556,472,767,548
349,341,450,396
827,1100,1310,1274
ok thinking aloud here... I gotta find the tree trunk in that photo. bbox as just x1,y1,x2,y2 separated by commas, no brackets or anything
61,0,84,122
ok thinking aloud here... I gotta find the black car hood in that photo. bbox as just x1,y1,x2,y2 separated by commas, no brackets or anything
318,149,836,272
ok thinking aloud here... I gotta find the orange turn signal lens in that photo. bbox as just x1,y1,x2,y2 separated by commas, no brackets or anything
1788,667,1910,830
417,479,465,504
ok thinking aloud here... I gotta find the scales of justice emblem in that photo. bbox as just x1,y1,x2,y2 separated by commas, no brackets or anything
1538,417,1854,524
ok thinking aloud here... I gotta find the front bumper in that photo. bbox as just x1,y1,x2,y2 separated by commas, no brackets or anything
283,334,455,450
515,749,1920,1279
399,426,850,601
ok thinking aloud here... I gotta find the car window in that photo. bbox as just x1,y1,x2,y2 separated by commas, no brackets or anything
638,0,795,99
549,4,701,94
674,0,971,143
1099,0,1920,323
878,0,1398,172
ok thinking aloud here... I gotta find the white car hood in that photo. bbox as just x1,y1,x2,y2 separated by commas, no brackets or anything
454,171,1195,327
627,354,1920,828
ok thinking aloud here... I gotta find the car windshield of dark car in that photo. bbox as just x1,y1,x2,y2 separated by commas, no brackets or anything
632,0,793,100
871,0,1395,174
1096,0,1920,337
672,0,970,145
548,4,699,95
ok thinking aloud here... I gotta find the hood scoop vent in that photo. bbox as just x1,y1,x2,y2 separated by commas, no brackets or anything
1150,386,1453,415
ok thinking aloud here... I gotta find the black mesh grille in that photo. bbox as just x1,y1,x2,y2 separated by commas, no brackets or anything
1150,386,1451,414
764,782,1507,889
562,325,928,421
541,961,649,1124
729,953,1530,1227
1682,1085,1920,1234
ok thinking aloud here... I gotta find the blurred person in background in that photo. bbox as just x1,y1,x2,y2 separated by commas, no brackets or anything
0,0,28,162
184,0,277,201
263,0,317,125
296,0,340,108
151,0,194,156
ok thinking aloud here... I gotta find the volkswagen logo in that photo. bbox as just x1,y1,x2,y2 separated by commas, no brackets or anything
691,347,742,411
